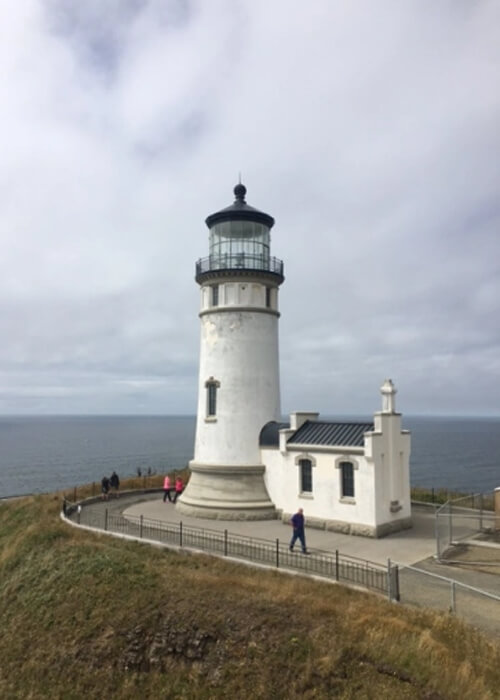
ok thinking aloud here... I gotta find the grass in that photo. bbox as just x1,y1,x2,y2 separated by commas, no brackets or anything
411,487,495,512
1,489,500,699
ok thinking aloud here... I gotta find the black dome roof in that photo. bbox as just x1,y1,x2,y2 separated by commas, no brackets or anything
205,183,275,229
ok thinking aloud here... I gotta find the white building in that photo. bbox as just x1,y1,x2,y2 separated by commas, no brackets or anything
261,380,412,537
177,185,412,537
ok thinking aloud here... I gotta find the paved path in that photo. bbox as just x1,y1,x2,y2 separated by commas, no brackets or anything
121,493,437,567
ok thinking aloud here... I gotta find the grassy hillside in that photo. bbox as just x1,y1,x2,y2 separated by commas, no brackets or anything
1,492,499,699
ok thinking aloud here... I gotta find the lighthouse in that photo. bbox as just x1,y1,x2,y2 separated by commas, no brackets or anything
176,183,284,520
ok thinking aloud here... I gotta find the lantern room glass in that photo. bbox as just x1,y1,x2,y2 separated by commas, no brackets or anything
209,220,271,270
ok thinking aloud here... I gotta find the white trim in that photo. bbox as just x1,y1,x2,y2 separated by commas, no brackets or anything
336,458,357,500
334,456,359,470
294,453,317,467
296,455,314,496
290,444,364,455
200,306,280,318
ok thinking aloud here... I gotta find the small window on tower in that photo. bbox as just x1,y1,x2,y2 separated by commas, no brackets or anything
211,285,219,306
205,378,220,418
265,286,271,308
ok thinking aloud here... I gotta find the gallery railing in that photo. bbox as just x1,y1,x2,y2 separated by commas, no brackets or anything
196,254,284,278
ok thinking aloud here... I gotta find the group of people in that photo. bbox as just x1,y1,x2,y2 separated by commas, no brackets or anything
101,471,120,500
100,470,185,503
163,474,184,504
102,470,304,552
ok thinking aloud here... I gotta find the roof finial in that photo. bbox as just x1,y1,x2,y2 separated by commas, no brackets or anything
233,178,246,202
380,379,397,413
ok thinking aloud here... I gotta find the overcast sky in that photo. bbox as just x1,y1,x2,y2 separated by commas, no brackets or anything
0,0,499,417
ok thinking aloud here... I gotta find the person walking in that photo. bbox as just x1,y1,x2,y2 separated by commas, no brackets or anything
289,508,309,554
109,471,120,497
101,475,110,501
172,476,184,504
163,474,172,503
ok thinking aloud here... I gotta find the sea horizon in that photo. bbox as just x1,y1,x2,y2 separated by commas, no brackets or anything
0,413,499,419
1,414,499,499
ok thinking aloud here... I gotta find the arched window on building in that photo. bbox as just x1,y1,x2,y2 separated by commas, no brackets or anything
340,461,354,498
299,459,312,493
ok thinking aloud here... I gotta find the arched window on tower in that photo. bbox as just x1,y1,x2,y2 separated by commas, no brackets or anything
265,286,271,308
211,285,219,307
205,378,220,419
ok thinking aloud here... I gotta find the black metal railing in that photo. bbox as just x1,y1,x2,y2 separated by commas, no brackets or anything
64,500,397,600
196,254,284,278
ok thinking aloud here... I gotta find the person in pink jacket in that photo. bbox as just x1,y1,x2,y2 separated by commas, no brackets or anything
163,474,172,503
172,477,184,504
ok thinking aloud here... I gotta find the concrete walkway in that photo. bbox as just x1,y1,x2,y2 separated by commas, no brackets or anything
122,493,437,567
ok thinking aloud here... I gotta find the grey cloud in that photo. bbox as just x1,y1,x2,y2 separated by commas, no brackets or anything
0,0,498,416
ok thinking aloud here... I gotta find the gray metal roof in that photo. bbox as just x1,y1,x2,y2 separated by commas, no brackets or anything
287,421,374,447
205,183,275,229
259,421,290,447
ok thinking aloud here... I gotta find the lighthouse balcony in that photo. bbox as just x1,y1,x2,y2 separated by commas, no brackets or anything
196,253,284,284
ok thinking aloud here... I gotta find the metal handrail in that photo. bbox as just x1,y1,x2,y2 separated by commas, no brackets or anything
398,563,500,601
196,254,284,277
63,500,393,598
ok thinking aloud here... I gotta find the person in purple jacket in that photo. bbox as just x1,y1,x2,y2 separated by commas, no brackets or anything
289,508,309,554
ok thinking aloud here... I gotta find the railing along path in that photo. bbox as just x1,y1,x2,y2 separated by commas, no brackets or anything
63,497,397,601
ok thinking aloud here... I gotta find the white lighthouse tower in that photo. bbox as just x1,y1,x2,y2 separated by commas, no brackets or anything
176,183,284,519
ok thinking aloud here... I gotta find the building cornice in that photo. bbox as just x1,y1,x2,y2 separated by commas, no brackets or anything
267,443,365,455
200,306,280,318
196,268,284,286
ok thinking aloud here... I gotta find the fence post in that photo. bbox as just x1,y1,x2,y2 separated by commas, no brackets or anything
140,515,143,539
450,581,456,613
179,521,183,548
387,558,392,601
435,507,441,561
393,565,400,602
276,539,280,568
104,509,108,531
224,529,228,556
479,493,483,531
448,503,453,545
335,550,339,581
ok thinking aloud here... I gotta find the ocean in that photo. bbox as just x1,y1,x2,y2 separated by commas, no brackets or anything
0,415,499,499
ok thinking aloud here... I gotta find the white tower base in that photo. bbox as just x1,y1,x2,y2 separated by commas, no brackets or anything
176,462,276,520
